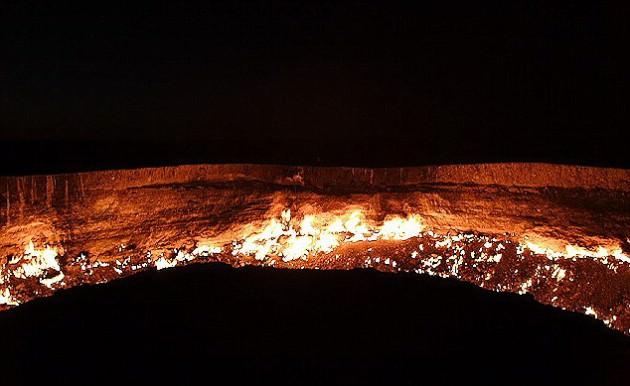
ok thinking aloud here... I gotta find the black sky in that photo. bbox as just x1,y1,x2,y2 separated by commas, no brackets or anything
1,1,628,168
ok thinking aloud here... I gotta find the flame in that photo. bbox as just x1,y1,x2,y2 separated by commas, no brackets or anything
0,241,65,291
232,209,425,262
192,244,222,257
154,256,178,270
0,288,18,306
380,214,424,240
524,240,629,263
14,241,61,278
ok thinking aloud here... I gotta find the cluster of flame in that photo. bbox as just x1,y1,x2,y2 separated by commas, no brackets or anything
1,208,628,319
523,240,630,264
0,241,63,305
231,209,424,262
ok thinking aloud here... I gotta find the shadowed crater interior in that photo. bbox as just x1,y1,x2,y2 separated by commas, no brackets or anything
0,263,627,385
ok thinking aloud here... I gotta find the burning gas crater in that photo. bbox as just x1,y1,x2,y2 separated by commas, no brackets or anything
1,207,628,335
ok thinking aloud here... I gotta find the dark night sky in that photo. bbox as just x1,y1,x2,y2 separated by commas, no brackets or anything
1,1,628,169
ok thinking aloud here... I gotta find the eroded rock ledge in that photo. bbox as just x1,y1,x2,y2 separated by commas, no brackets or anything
1,163,629,334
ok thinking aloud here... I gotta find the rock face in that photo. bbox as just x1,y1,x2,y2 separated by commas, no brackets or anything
0,163,629,334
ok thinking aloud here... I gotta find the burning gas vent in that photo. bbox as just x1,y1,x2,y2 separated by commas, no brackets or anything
1,163,629,334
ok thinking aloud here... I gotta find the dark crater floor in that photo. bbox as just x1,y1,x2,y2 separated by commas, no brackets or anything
0,264,628,386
